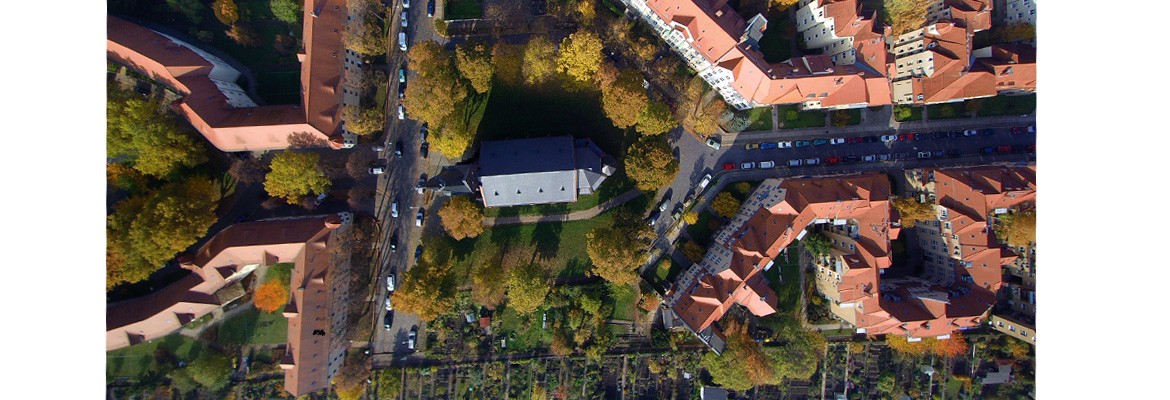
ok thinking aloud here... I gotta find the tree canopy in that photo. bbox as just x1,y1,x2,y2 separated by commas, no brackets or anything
403,41,470,129
166,0,206,24
107,177,220,289
704,320,823,391
437,196,485,240
264,151,331,203
345,14,387,56
254,280,288,313
883,0,931,35
891,196,936,227
557,31,604,83
711,192,742,218
636,101,677,136
269,0,301,24
523,35,558,85
886,332,969,358
107,91,207,177
678,77,726,136
624,136,679,191
995,210,1036,248
471,258,507,310
601,68,650,129
585,222,648,285
187,350,233,391
393,261,456,322
212,0,239,26
506,262,549,314
456,40,495,94
802,231,831,257
342,105,384,136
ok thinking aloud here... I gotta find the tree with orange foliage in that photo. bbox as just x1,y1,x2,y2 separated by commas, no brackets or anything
931,332,969,358
254,280,289,313
886,332,969,358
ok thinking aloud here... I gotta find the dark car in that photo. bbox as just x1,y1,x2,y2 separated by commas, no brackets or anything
946,150,962,157
897,133,913,141
794,140,812,148
1010,126,1026,134
864,136,879,143
420,123,429,141
427,0,435,17
843,155,861,163
996,145,1012,153
647,209,661,226
914,133,927,141
978,128,994,136
981,147,995,154
849,137,865,144
398,83,406,99
390,233,398,252
420,142,429,159
947,131,963,138
394,141,403,157
1011,144,1028,153
932,150,946,157
414,245,423,262
826,156,841,164
930,131,946,139
760,142,778,150
812,138,829,146
892,152,909,159
384,311,393,330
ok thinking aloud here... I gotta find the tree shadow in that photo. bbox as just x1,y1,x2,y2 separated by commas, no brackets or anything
530,221,563,260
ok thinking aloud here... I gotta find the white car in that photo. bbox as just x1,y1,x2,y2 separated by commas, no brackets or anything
804,158,820,165
759,161,776,168
740,162,756,169
401,11,408,27
658,199,670,212
407,328,417,350
397,105,405,120
705,137,721,150
963,129,977,136
387,274,396,292
369,167,385,175
697,173,712,190
880,135,897,142
787,159,802,167
391,200,399,218
415,209,424,227
384,297,393,311
862,155,877,162
918,151,932,158
398,32,407,51
829,138,846,145
777,141,793,149
403,0,410,9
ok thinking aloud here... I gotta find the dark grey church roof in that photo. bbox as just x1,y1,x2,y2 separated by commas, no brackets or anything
477,136,614,208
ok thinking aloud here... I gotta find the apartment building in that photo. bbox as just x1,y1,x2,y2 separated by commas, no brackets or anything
626,0,890,111
106,213,353,396
106,0,357,151
999,0,1037,26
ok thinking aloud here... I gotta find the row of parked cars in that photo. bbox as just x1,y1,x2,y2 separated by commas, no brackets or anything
726,126,1034,151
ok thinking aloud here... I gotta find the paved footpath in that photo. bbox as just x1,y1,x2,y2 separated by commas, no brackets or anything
482,188,644,226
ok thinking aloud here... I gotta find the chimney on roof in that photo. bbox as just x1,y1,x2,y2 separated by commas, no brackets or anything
716,10,723,17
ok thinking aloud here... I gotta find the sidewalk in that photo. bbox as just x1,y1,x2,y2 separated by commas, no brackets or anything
482,188,644,226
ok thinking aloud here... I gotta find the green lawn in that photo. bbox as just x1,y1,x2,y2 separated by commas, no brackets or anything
762,244,801,318
976,94,1036,117
654,257,685,282
482,170,638,218
742,107,774,131
685,210,718,247
445,0,484,19
494,306,551,352
893,105,924,122
777,105,826,129
607,282,638,321
107,335,206,381
214,307,288,346
836,109,862,126
926,103,967,120
264,263,293,285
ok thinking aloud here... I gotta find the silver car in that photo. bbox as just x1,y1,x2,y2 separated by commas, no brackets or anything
804,158,820,165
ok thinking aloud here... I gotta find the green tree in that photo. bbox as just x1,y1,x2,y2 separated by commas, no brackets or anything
523,35,558,85
965,98,984,116
831,110,851,127
636,101,677,136
107,177,220,289
166,0,206,23
471,258,506,310
557,31,604,82
679,77,726,136
995,210,1036,248
107,93,207,177
506,263,549,314
345,15,387,56
264,151,331,202
990,23,1036,44
394,261,456,322
188,350,233,391
212,0,239,26
403,41,470,129
702,320,774,391
680,241,706,263
342,105,384,136
624,136,679,191
270,0,301,24
711,192,742,218
430,114,476,159
455,40,495,94
891,196,936,227
601,69,650,128
803,231,831,257
437,196,485,240
376,369,403,399
586,225,645,285
938,104,956,118
492,42,525,85
894,105,914,121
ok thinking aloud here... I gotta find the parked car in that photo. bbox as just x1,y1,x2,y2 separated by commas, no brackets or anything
893,152,909,159
812,138,829,146
398,32,407,51
804,158,820,165
385,297,394,311
427,0,435,17
416,175,426,194
946,150,962,157
862,154,877,162
391,200,400,218
647,210,660,226
671,205,683,221
829,138,846,145
981,146,995,154
403,0,410,8
777,141,793,148
914,133,927,141
401,11,408,27
996,145,1012,153
420,142,429,159
389,233,398,252
399,67,406,83
414,245,423,262
314,192,328,206
698,173,712,190
407,327,417,350
722,163,735,171
388,274,396,292
394,141,403,157
740,162,756,169
658,199,671,212
897,133,913,141
878,154,891,161
826,156,841,164
759,161,776,168
398,82,406,98
843,155,860,163
706,137,721,149
369,167,385,175
932,150,946,157
760,142,778,150
794,140,812,148
963,129,978,136
420,123,429,141
397,105,405,120
415,209,424,227
864,136,880,143
947,131,963,138
918,151,932,159
930,131,946,139
880,134,897,142
978,128,994,136
384,311,393,330
745,143,760,150
787,159,802,167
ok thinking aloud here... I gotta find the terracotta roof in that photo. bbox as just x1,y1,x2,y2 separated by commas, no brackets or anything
107,11,345,151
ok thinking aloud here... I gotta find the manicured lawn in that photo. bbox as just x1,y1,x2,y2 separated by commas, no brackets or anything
494,306,551,352
214,307,288,346
762,244,801,318
106,334,205,381
926,102,967,120
264,263,293,285
742,107,774,131
685,210,718,247
607,282,638,321
835,109,862,126
445,0,484,19
893,105,924,122
777,105,826,129
482,170,638,218
654,257,685,282
976,94,1036,117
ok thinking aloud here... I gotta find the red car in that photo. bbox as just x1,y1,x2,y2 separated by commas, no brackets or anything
847,137,865,144
722,163,736,170
826,156,841,164
897,133,913,141
995,145,1012,153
